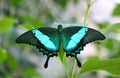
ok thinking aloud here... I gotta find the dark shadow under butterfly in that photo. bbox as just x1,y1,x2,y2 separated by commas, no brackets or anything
16,22,105,68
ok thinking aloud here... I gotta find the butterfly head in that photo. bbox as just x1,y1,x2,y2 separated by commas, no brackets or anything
58,24,62,29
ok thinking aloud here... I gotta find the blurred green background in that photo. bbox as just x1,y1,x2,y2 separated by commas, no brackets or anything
0,0,120,78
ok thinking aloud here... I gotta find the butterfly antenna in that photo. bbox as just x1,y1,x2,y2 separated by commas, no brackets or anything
52,13,61,23
44,56,50,68
62,17,76,23
55,17,61,23
75,56,81,67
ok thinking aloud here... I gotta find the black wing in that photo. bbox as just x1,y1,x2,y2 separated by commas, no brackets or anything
16,27,60,68
62,26,105,67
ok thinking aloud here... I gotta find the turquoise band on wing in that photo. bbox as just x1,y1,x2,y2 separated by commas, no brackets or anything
32,29,57,51
66,27,88,51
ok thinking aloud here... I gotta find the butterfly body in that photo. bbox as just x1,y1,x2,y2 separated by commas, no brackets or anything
16,22,105,68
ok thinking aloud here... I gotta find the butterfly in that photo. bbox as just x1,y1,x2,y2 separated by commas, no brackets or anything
16,22,105,68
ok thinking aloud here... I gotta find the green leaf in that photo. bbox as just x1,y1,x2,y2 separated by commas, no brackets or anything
19,16,44,28
73,0,79,4
21,68,42,78
6,54,18,71
58,45,68,69
115,46,120,58
0,70,12,78
0,47,7,64
96,22,110,29
112,4,120,16
102,39,120,52
0,17,14,34
80,58,120,75
102,23,120,33
54,0,68,9
10,0,23,7
20,24,35,30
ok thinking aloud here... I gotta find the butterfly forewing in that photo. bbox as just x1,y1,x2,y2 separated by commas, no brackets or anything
33,28,60,51
62,27,87,51
62,26,105,55
16,31,41,47
62,26,83,50
80,28,106,46
16,27,60,52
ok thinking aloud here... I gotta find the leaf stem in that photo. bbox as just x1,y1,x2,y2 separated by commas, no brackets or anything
58,45,70,78
84,4,90,25
71,59,77,78
75,0,97,77
3,30,12,48
84,0,97,25
67,68,70,78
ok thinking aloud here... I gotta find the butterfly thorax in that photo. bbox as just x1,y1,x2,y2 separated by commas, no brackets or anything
57,25,63,51
57,25,63,34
